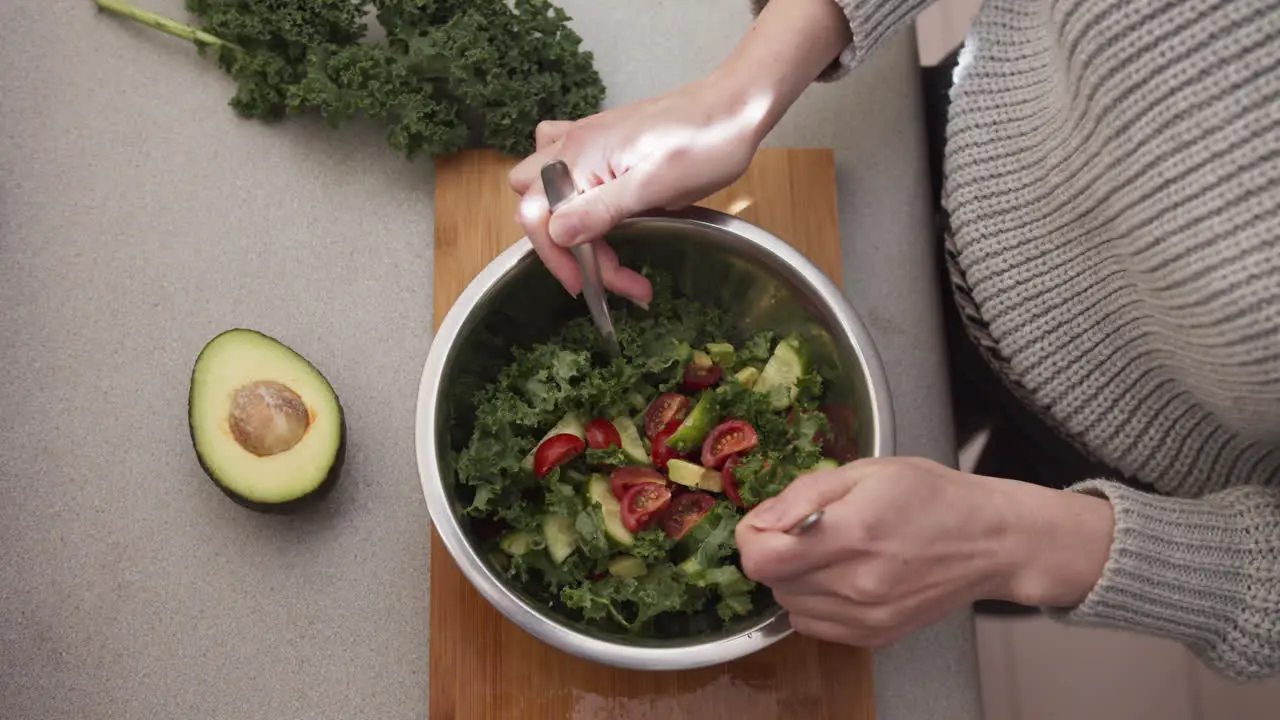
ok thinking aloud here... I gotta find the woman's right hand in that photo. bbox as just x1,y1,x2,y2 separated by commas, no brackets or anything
508,73,769,307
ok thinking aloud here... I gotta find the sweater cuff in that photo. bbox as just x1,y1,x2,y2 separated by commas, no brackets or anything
750,0,935,81
1050,479,1280,681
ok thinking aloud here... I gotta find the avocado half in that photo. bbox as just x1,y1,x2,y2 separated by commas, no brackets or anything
188,329,345,513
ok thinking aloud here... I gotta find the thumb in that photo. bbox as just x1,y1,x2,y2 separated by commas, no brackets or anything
743,466,857,533
547,167,661,248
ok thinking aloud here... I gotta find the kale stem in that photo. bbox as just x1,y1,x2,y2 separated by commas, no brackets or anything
95,0,243,52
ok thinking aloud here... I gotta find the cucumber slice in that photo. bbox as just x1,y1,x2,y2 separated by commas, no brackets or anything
607,555,647,579
667,458,720,491
499,529,541,556
705,342,735,368
587,474,634,546
690,349,714,369
734,366,760,388
665,392,718,452
807,458,840,472
753,334,811,410
520,412,586,470
611,415,651,465
542,515,578,564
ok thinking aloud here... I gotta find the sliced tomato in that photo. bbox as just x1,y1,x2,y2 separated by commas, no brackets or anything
584,418,622,450
681,362,723,392
532,433,585,478
721,454,746,508
643,393,690,439
659,491,716,540
609,466,667,500
701,419,759,469
650,419,690,470
621,482,672,533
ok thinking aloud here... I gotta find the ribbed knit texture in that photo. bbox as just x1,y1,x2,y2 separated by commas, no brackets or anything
752,0,1280,680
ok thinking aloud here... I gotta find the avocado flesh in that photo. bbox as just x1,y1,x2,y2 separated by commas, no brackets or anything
188,329,344,510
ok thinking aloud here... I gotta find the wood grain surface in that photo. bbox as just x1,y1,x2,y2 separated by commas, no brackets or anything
430,148,875,720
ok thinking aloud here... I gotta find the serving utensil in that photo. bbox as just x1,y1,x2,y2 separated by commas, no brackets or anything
540,160,621,359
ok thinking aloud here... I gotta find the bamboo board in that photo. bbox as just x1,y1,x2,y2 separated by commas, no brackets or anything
430,148,875,720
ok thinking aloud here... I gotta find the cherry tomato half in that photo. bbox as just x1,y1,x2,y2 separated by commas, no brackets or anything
721,454,745,508
620,481,673,533
609,466,667,500
532,433,585,478
651,420,690,470
701,419,760,469
643,393,690,439
659,491,716,540
584,418,622,450
681,362,723,392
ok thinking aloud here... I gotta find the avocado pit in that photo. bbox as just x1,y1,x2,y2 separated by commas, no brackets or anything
229,380,310,456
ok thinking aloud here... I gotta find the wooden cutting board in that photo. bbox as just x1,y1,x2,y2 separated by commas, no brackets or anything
430,147,875,720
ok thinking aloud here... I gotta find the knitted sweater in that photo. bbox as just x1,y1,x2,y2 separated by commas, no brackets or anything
753,0,1280,681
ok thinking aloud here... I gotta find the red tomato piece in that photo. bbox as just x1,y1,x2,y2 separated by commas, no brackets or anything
721,454,745,508
620,481,673,533
532,433,585,478
680,362,723,392
659,491,716,540
609,466,667,500
650,419,690,470
643,393,690,439
584,418,622,450
701,419,760,469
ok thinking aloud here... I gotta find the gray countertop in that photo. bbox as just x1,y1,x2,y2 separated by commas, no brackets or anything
0,1,980,718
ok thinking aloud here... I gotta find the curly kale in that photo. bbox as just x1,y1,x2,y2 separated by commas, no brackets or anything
95,0,605,158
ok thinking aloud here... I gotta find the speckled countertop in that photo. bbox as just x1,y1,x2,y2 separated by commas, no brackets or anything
0,1,980,717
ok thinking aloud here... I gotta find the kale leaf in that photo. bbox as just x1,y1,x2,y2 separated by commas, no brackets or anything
96,0,605,158
561,562,706,632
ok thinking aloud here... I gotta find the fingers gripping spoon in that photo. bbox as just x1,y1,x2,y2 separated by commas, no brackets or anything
541,160,622,359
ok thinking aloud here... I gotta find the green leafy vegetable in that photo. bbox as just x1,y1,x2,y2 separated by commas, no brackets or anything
561,563,706,631
573,506,613,560
677,501,742,574
95,0,605,158
455,270,845,634
584,446,630,467
630,527,678,563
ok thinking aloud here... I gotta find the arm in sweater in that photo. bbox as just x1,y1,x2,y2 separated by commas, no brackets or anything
1050,480,1280,682
749,0,937,80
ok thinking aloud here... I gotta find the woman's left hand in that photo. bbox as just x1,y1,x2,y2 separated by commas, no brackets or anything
735,457,1114,647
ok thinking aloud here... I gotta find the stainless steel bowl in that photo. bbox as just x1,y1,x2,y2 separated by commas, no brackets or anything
414,207,895,670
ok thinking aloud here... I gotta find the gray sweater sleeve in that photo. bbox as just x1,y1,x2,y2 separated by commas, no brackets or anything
749,0,935,80
1053,480,1280,682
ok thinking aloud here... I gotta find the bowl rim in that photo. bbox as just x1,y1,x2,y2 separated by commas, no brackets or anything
414,206,896,670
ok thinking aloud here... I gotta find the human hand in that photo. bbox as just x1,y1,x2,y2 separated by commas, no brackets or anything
507,74,769,307
735,457,1115,647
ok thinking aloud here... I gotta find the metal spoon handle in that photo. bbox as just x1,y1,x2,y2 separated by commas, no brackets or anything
787,510,824,535
540,161,621,359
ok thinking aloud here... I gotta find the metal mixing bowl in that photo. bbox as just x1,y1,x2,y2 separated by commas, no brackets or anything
414,207,895,670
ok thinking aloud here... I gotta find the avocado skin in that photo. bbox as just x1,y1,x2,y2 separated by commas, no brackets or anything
186,328,347,515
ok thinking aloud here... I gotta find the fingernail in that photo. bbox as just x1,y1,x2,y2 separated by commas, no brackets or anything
750,498,785,530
